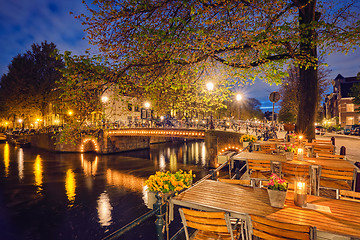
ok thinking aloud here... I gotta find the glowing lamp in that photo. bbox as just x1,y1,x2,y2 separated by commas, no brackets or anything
297,148,304,161
294,181,307,207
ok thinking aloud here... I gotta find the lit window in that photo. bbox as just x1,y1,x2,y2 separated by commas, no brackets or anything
346,117,354,125
346,104,354,112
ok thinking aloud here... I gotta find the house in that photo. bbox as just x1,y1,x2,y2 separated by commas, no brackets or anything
325,74,360,127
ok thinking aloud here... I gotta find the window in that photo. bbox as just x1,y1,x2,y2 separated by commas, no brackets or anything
128,103,133,111
346,117,354,125
346,104,354,112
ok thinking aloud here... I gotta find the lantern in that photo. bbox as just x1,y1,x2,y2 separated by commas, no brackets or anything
297,148,304,161
294,181,307,207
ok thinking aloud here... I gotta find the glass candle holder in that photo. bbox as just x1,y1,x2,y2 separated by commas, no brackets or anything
297,148,304,161
294,181,307,207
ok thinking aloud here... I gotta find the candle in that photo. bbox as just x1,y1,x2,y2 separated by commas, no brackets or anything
297,148,304,161
294,181,307,207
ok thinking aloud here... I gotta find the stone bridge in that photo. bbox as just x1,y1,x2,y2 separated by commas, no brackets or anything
19,128,243,167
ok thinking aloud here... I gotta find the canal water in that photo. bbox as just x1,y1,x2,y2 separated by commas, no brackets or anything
0,140,210,240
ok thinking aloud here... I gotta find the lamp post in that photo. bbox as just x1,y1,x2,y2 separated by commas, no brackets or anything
206,82,215,130
144,102,151,127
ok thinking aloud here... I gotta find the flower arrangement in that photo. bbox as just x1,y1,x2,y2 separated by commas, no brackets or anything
267,173,288,191
288,133,297,138
279,144,297,152
240,134,257,143
145,170,195,193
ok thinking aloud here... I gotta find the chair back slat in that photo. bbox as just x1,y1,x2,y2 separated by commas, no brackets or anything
320,167,354,181
259,143,276,153
313,144,334,155
340,190,360,202
250,215,314,240
280,162,311,192
312,139,332,145
247,159,272,172
179,208,234,240
317,153,346,160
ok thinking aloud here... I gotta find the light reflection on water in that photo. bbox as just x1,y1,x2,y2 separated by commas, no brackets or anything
106,169,145,192
97,192,113,227
0,140,208,239
4,143,9,177
33,155,43,194
65,169,76,207
18,148,24,181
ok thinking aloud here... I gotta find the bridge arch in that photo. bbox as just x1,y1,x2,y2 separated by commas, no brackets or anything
218,144,242,155
80,138,100,153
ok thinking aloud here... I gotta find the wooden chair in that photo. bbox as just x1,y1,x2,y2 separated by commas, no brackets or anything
268,139,284,143
249,214,316,240
318,166,357,199
316,153,346,160
280,162,312,194
313,144,335,156
218,178,252,186
339,190,360,202
258,143,276,154
247,159,273,187
312,139,332,145
179,208,239,240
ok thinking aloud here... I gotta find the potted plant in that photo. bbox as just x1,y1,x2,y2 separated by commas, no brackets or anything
279,144,297,160
267,173,288,208
240,134,257,148
144,169,195,209
288,133,297,143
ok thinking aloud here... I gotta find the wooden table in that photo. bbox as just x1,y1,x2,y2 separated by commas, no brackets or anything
171,180,360,239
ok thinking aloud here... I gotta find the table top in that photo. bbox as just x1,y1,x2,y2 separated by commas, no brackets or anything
233,152,356,169
172,180,360,238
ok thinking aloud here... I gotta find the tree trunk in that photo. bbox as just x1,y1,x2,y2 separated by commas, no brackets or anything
296,0,318,140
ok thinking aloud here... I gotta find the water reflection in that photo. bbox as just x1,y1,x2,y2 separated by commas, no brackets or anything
4,143,9,177
34,155,43,194
106,169,144,192
151,141,207,170
97,192,112,227
159,153,166,171
65,169,76,207
169,148,177,172
81,154,98,176
18,148,24,181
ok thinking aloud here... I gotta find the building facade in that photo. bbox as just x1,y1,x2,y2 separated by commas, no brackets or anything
325,74,360,127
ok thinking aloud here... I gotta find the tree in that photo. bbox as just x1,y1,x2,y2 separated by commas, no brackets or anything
0,41,64,126
77,0,360,139
279,63,331,123
350,82,360,113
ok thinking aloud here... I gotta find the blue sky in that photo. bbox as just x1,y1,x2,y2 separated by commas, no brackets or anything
1,0,359,112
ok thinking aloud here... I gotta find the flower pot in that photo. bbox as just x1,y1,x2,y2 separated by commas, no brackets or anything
289,138,295,144
267,189,287,208
145,191,175,209
242,141,250,148
285,152,294,161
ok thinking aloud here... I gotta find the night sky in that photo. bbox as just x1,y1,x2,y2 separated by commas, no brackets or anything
1,0,359,111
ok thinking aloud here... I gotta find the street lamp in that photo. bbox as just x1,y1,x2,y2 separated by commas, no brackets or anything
144,102,151,127
144,102,151,109
206,82,215,130
236,93,242,121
